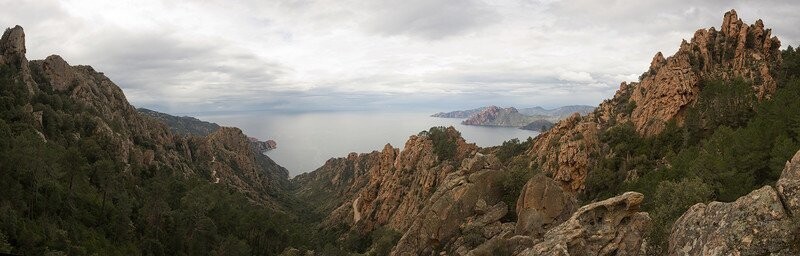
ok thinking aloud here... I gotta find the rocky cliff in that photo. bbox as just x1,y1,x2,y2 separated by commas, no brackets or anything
629,10,781,135
293,127,480,235
525,9,783,194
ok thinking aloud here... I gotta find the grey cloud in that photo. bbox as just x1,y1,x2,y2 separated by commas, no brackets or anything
362,0,499,39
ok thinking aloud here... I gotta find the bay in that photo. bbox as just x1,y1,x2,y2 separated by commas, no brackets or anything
198,111,539,176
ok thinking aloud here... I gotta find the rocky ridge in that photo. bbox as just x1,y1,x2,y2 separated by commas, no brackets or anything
293,127,479,235
525,10,783,194
1,26,290,207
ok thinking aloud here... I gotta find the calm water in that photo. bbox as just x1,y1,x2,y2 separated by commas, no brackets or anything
198,111,539,176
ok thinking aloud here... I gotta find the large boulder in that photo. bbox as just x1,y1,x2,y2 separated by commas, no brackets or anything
668,186,794,256
777,150,800,216
515,174,576,237
519,192,650,256
390,168,507,256
669,149,800,256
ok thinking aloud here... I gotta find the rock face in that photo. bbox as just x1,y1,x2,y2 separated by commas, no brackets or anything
526,113,601,193
293,127,480,234
514,175,576,238
629,9,781,135
390,162,508,255
525,10,783,194
777,149,800,216
0,25,35,93
520,192,650,256
668,149,800,256
462,106,548,127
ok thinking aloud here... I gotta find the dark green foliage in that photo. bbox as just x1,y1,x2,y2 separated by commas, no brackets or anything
0,65,321,255
500,165,535,221
420,126,460,161
365,227,402,256
495,137,533,163
683,78,756,143
647,178,712,252
137,108,221,137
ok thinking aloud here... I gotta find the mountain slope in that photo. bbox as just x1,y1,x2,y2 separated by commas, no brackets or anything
0,25,299,255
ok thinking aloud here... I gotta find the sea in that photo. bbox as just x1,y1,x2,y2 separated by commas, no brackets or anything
198,110,539,177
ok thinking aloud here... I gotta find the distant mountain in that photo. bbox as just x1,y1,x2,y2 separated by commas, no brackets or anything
431,107,488,118
461,106,550,127
518,105,595,118
138,108,221,136
434,105,593,128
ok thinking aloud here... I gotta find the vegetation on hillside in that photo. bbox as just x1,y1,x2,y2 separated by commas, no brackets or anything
492,45,800,253
0,64,335,255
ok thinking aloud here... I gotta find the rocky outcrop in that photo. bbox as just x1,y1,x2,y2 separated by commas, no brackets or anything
519,192,650,256
465,192,650,256
629,9,781,135
390,162,508,255
526,113,601,194
777,150,800,216
524,10,783,195
514,175,576,238
462,106,549,127
0,26,35,93
668,150,800,256
293,127,480,235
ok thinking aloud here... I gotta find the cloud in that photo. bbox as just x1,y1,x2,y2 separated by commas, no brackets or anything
2,0,799,115
361,0,499,40
558,71,594,83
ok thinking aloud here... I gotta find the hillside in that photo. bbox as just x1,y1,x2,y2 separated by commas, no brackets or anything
1,9,800,256
286,10,800,255
0,25,299,255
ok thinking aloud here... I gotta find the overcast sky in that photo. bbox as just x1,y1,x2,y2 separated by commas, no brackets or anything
2,0,799,114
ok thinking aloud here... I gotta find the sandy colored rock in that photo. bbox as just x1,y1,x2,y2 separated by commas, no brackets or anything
629,9,781,135
515,174,576,237
668,186,794,256
390,169,507,256
777,149,800,216
519,192,650,256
